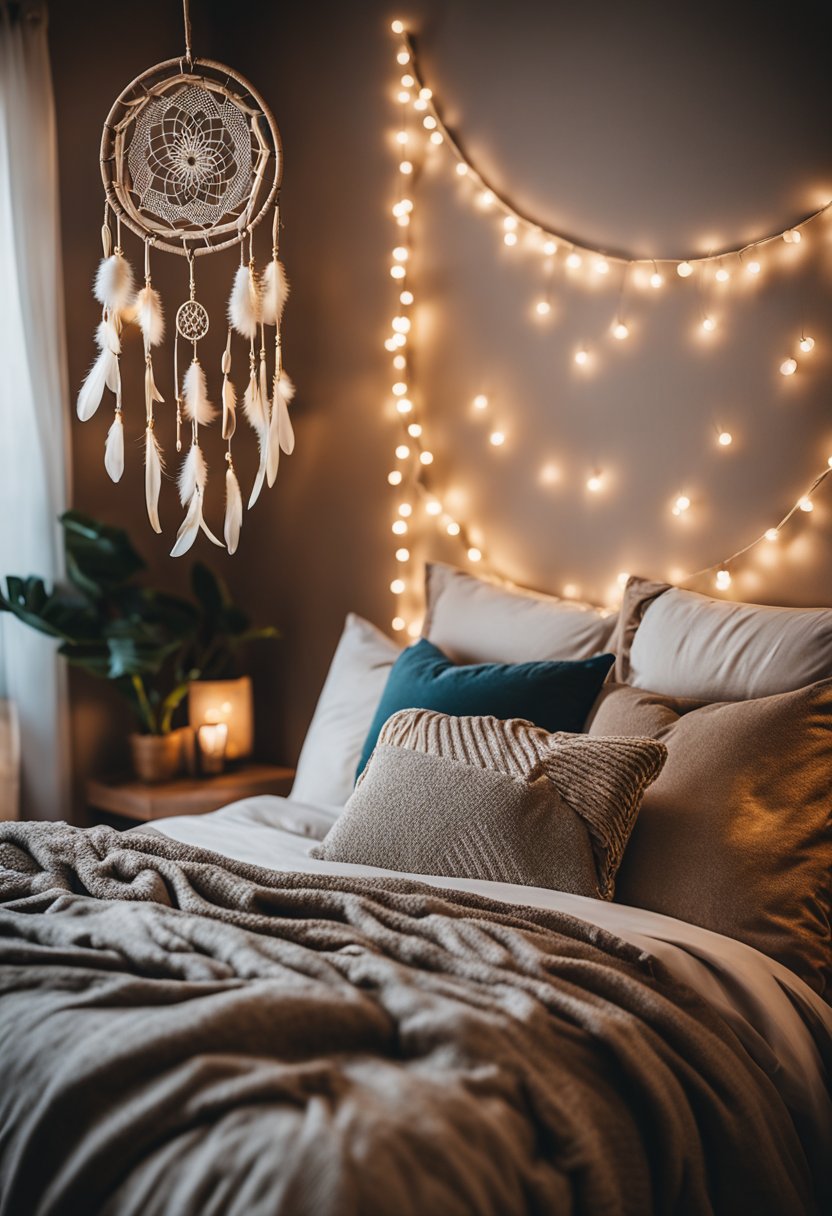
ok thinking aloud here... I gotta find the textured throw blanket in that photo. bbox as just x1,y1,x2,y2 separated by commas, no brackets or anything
0,822,815,1216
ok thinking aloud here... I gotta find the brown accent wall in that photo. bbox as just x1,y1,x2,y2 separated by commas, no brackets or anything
49,0,832,809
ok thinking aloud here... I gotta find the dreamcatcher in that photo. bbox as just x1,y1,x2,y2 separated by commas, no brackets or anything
76,0,293,556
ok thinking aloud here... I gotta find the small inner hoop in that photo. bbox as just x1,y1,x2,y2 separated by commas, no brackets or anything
176,299,210,341
101,57,282,256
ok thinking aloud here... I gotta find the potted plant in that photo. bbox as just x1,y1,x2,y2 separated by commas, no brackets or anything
0,512,279,782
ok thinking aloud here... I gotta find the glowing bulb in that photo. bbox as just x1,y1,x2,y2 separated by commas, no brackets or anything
414,98,427,111
617,571,630,589
399,160,413,175
392,316,411,333
456,162,469,176
799,496,814,512
489,431,505,446
391,265,406,280
586,474,603,493
396,214,410,228
398,503,412,517
595,258,610,275
393,354,406,370
392,519,408,535
543,240,557,256
535,299,551,317
574,348,589,366
677,261,694,278
612,320,629,340
540,463,560,485
828,456,832,468
400,198,413,213
399,289,414,305
392,246,408,262
395,445,410,459
764,528,779,542
396,130,408,144
396,398,413,414
429,131,443,145
395,547,410,562
407,622,421,639
426,499,442,515
390,578,406,594
392,333,407,347
407,422,422,437
503,232,518,247
718,431,733,446
783,228,801,244
446,521,460,536
715,569,731,590
419,87,432,100
715,265,730,282
565,252,582,270
672,494,691,516
392,381,407,396
388,470,403,486
701,316,716,332
780,357,798,376
799,335,815,353
562,584,578,599
401,74,414,87
391,19,404,33
747,259,761,275
467,547,482,562
397,91,410,104
419,451,433,465
392,616,405,632
503,216,518,232
478,190,495,208
423,115,437,130
650,271,664,288
473,394,489,410
384,338,397,352
397,49,410,64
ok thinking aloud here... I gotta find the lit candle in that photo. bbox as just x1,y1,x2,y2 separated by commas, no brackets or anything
197,722,228,775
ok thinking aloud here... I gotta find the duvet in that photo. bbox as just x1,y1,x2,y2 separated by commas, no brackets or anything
0,820,823,1215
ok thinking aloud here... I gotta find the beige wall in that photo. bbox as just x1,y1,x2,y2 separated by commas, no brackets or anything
48,0,832,808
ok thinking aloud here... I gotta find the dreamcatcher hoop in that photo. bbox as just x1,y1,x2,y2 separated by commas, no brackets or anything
100,56,283,256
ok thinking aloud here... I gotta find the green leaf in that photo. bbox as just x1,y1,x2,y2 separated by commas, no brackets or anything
0,577,100,642
61,510,145,597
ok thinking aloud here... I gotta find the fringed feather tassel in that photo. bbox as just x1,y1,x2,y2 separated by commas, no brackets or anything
224,461,243,555
182,359,216,427
171,444,224,558
144,425,164,534
261,258,289,326
134,285,165,349
266,371,296,488
77,347,118,420
228,264,261,340
242,357,269,508
94,253,134,314
104,412,124,483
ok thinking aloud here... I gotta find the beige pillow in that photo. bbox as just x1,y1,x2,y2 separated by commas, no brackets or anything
588,680,832,994
613,576,832,701
312,709,666,899
423,562,616,665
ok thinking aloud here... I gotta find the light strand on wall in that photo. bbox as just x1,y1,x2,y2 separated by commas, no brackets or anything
386,20,831,628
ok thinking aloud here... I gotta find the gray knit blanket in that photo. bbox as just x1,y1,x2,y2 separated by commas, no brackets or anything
0,822,815,1216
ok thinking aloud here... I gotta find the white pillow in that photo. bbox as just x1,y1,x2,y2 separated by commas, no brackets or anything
291,614,401,808
423,562,616,664
619,578,832,701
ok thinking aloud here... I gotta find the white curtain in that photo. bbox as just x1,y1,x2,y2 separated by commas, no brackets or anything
0,0,71,820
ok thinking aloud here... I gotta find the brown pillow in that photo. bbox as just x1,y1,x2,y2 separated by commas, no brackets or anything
312,709,666,900
587,680,832,994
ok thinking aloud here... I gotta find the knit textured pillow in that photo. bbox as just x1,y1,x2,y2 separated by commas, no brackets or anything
312,709,666,899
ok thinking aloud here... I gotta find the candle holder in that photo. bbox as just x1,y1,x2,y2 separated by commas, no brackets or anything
188,676,254,761
197,722,228,776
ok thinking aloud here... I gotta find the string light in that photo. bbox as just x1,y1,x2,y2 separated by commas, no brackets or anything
392,519,408,534
715,264,730,282
746,259,761,275
799,496,814,512
764,528,779,542
419,450,434,464
467,547,482,562
783,228,801,243
473,394,489,409
565,251,582,270
611,320,630,341
535,298,552,317
407,422,422,437
392,616,405,631
718,430,733,447
701,316,716,332
388,470,402,486
489,430,505,446
799,335,815,353
395,547,410,562
586,473,604,493
650,270,664,289
574,347,589,366
677,261,694,278
780,357,798,376
715,569,732,591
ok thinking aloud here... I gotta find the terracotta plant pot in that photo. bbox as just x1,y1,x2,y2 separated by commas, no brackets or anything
129,732,182,784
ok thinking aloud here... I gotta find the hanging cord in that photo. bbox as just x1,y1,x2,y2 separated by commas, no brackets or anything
182,0,193,66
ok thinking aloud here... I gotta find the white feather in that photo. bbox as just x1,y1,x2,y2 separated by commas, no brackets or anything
242,372,266,432
170,491,201,558
77,349,114,421
261,259,289,326
178,443,207,507
276,371,296,456
94,254,134,312
95,316,121,354
248,435,268,510
182,359,216,427
224,465,243,555
144,427,164,533
228,264,261,340
144,361,165,420
221,377,237,440
103,347,120,393
266,398,280,488
134,285,165,349
104,413,124,483
200,515,225,548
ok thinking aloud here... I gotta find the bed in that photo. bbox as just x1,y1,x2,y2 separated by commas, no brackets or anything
1,568,830,1214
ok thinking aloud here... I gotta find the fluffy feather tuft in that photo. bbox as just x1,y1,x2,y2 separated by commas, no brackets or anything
134,285,165,349
261,259,289,326
144,427,164,533
104,413,124,483
77,349,116,421
224,465,243,555
94,253,134,312
177,442,207,507
276,370,295,456
95,316,121,355
228,264,261,339
182,359,216,427
171,445,224,557
242,372,265,433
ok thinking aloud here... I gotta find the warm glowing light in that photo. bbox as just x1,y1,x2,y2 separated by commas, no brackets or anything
543,240,557,256
390,265,406,279
828,456,832,468
650,271,664,288
677,261,693,278
473,394,489,410
540,463,560,484
392,381,407,396
401,74,414,88
429,131,443,145
392,316,411,333
479,190,495,208
562,584,578,599
407,621,421,638
783,228,802,244
574,348,589,366
467,547,482,562
396,130,408,145
798,496,814,512
503,216,518,232
456,162,469,176
419,87,432,100
398,503,413,517
397,91,410,104
747,259,761,275
396,398,413,414
612,320,629,340
565,252,582,270
780,357,798,376
586,473,603,493
419,450,434,465
595,258,610,275
393,354,406,370
715,568,731,590
397,49,411,64
764,528,779,542
489,431,505,446
399,160,413,175
446,521,460,536
414,98,427,112
617,571,629,589
426,499,442,515
392,616,405,632
392,246,408,262
395,547,410,562
384,338,397,352
672,494,691,516
395,444,410,459
407,422,422,437
399,292,414,308
391,19,405,33
701,316,716,332
392,519,408,535
388,470,403,486
718,431,733,446
715,265,730,282
390,578,406,595
535,299,551,317
396,214,410,228
392,333,407,347
503,232,518,247
423,115,437,130
799,335,815,353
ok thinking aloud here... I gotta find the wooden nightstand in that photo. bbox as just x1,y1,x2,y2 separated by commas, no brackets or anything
86,764,295,827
